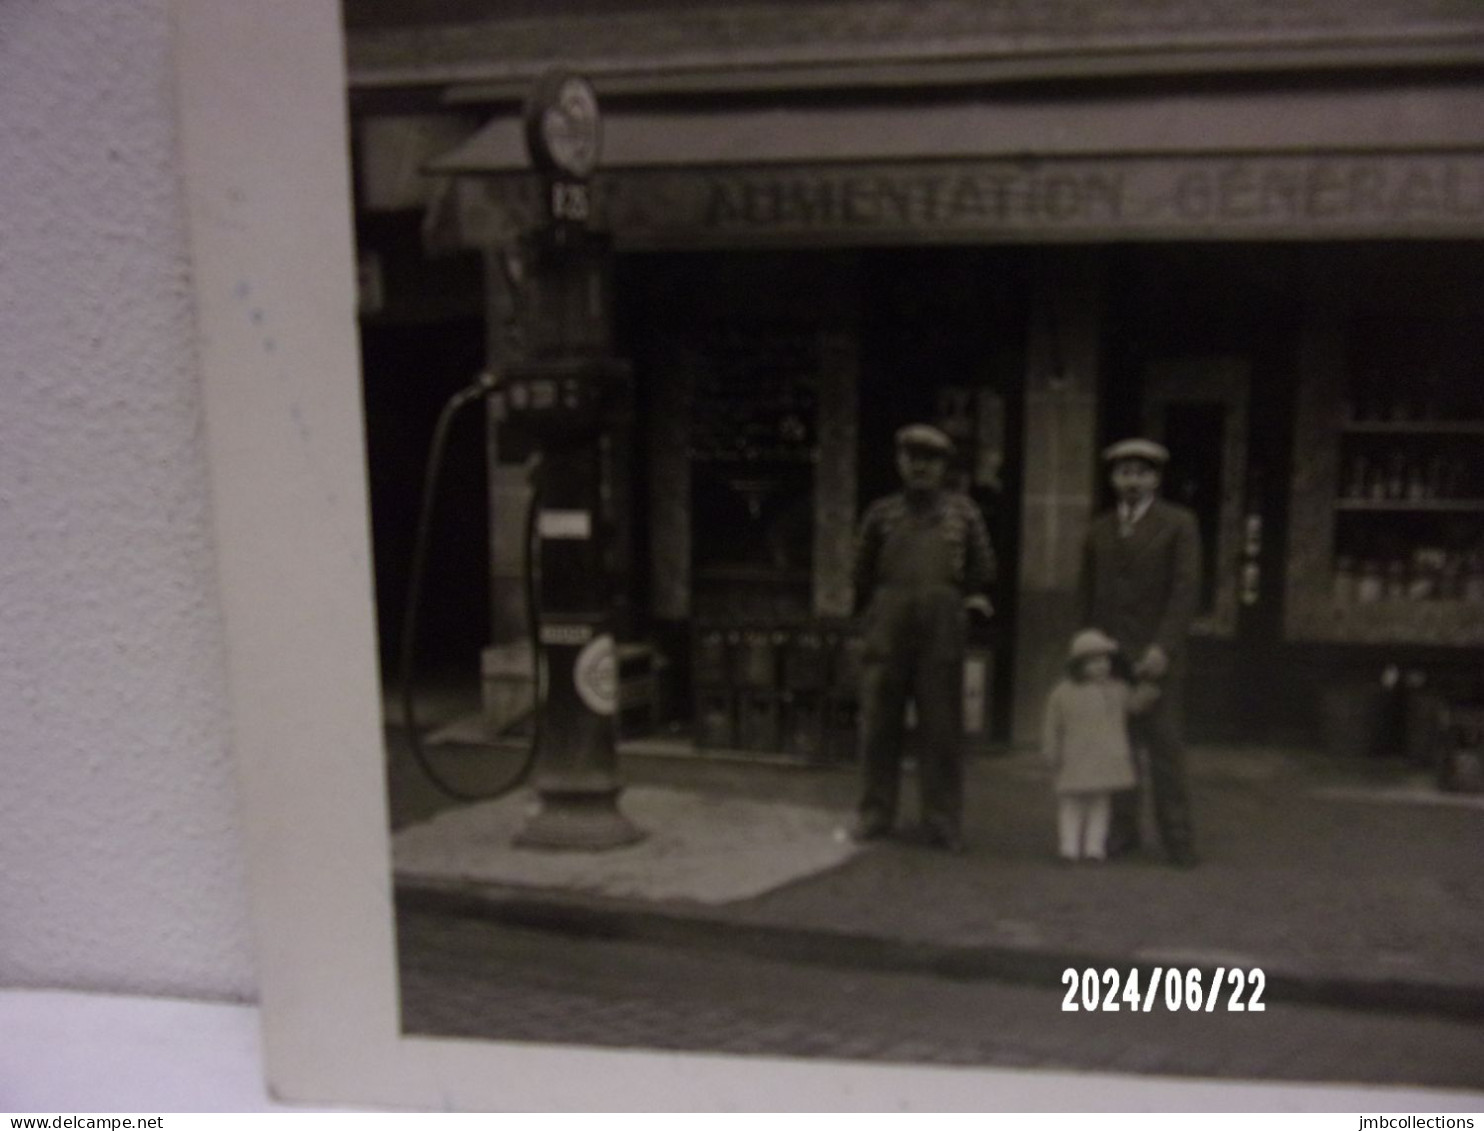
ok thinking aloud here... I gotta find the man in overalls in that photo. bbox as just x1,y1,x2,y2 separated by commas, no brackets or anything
850,424,995,851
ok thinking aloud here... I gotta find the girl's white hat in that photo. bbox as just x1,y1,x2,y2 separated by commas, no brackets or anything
1069,628,1119,660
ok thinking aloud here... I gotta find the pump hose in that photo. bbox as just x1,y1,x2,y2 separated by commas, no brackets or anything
397,372,543,803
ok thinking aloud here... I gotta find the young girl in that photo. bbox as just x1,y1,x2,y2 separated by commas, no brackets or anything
1041,629,1159,862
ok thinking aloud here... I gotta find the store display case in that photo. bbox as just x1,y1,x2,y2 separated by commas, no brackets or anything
1286,290,1484,645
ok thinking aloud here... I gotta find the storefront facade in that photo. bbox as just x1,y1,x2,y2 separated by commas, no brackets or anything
346,0,1484,751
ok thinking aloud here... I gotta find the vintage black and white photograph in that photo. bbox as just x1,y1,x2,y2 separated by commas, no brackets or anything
326,0,1484,1103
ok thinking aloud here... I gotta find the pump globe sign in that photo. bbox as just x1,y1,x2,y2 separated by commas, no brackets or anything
525,70,601,225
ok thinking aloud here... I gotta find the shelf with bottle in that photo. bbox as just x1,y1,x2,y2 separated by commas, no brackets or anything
1340,366,1484,431
689,447,819,465
1331,548,1484,608
1336,500,1484,513
1287,300,1484,644
1343,421,1484,437
1337,445,1479,510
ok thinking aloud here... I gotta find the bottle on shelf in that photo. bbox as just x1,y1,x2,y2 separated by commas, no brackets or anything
1332,556,1357,603
1440,553,1464,601
1428,454,1447,501
1385,451,1407,501
1467,553,1484,605
1385,559,1409,601
1407,461,1429,502
1409,548,1444,601
1356,559,1385,604
1367,461,1389,502
1419,371,1440,422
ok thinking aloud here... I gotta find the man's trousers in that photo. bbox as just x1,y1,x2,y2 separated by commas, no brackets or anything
1110,674,1195,857
855,587,966,838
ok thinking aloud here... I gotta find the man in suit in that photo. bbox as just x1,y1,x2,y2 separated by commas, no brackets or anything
1077,438,1202,867
850,423,995,852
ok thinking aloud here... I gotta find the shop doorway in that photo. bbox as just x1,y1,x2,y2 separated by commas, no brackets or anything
1102,245,1301,742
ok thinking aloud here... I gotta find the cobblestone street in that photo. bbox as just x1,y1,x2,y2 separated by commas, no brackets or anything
396,908,1484,1095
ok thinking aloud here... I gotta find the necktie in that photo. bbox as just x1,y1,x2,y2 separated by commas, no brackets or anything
1119,505,1135,538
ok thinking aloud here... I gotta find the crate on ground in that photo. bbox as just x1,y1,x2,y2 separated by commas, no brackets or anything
830,630,866,692
823,692,860,764
692,624,732,686
1404,689,1450,766
780,689,826,760
736,689,781,752
782,629,831,690
617,642,669,738
735,626,784,688
695,686,735,749
962,646,995,754
1438,704,1484,793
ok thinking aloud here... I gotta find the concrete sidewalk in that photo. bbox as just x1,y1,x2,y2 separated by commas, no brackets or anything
391,739,1484,1019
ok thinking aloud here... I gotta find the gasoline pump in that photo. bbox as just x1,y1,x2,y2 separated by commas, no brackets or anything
399,70,644,850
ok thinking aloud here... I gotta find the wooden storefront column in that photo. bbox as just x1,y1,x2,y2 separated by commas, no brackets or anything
483,247,530,648
814,331,858,619
1011,250,1104,744
481,246,536,734
647,338,691,622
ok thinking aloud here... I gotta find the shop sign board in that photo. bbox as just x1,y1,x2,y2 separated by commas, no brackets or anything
447,152,1484,247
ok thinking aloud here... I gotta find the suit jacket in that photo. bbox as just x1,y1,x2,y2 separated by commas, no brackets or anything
1076,497,1202,662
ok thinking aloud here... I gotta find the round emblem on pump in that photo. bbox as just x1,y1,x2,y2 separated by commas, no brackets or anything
524,70,601,180
573,633,617,716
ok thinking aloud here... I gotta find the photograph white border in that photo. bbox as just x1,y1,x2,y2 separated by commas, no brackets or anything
175,0,1472,1110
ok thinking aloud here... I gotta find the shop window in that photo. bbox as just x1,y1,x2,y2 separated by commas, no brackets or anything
691,463,814,579
687,322,819,623
1331,313,1484,609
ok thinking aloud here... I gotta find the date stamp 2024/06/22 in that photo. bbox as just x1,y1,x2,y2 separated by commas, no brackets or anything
1062,967,1267,1013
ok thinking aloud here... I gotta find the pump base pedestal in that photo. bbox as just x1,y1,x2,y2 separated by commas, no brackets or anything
513,788,645,851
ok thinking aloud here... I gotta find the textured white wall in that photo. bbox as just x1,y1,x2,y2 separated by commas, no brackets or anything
0,0,256,999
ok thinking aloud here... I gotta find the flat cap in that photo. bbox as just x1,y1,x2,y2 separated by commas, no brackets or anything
1069,628,1119,660
895,423,953,455
1102,437,1169,465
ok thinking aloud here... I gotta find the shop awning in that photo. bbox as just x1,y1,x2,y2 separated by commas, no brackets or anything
422,84,1484,249
428,82,1484,174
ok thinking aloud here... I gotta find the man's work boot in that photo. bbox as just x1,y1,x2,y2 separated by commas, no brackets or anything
922,821,967,854
1169,846,1200,868
849,813,893,843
